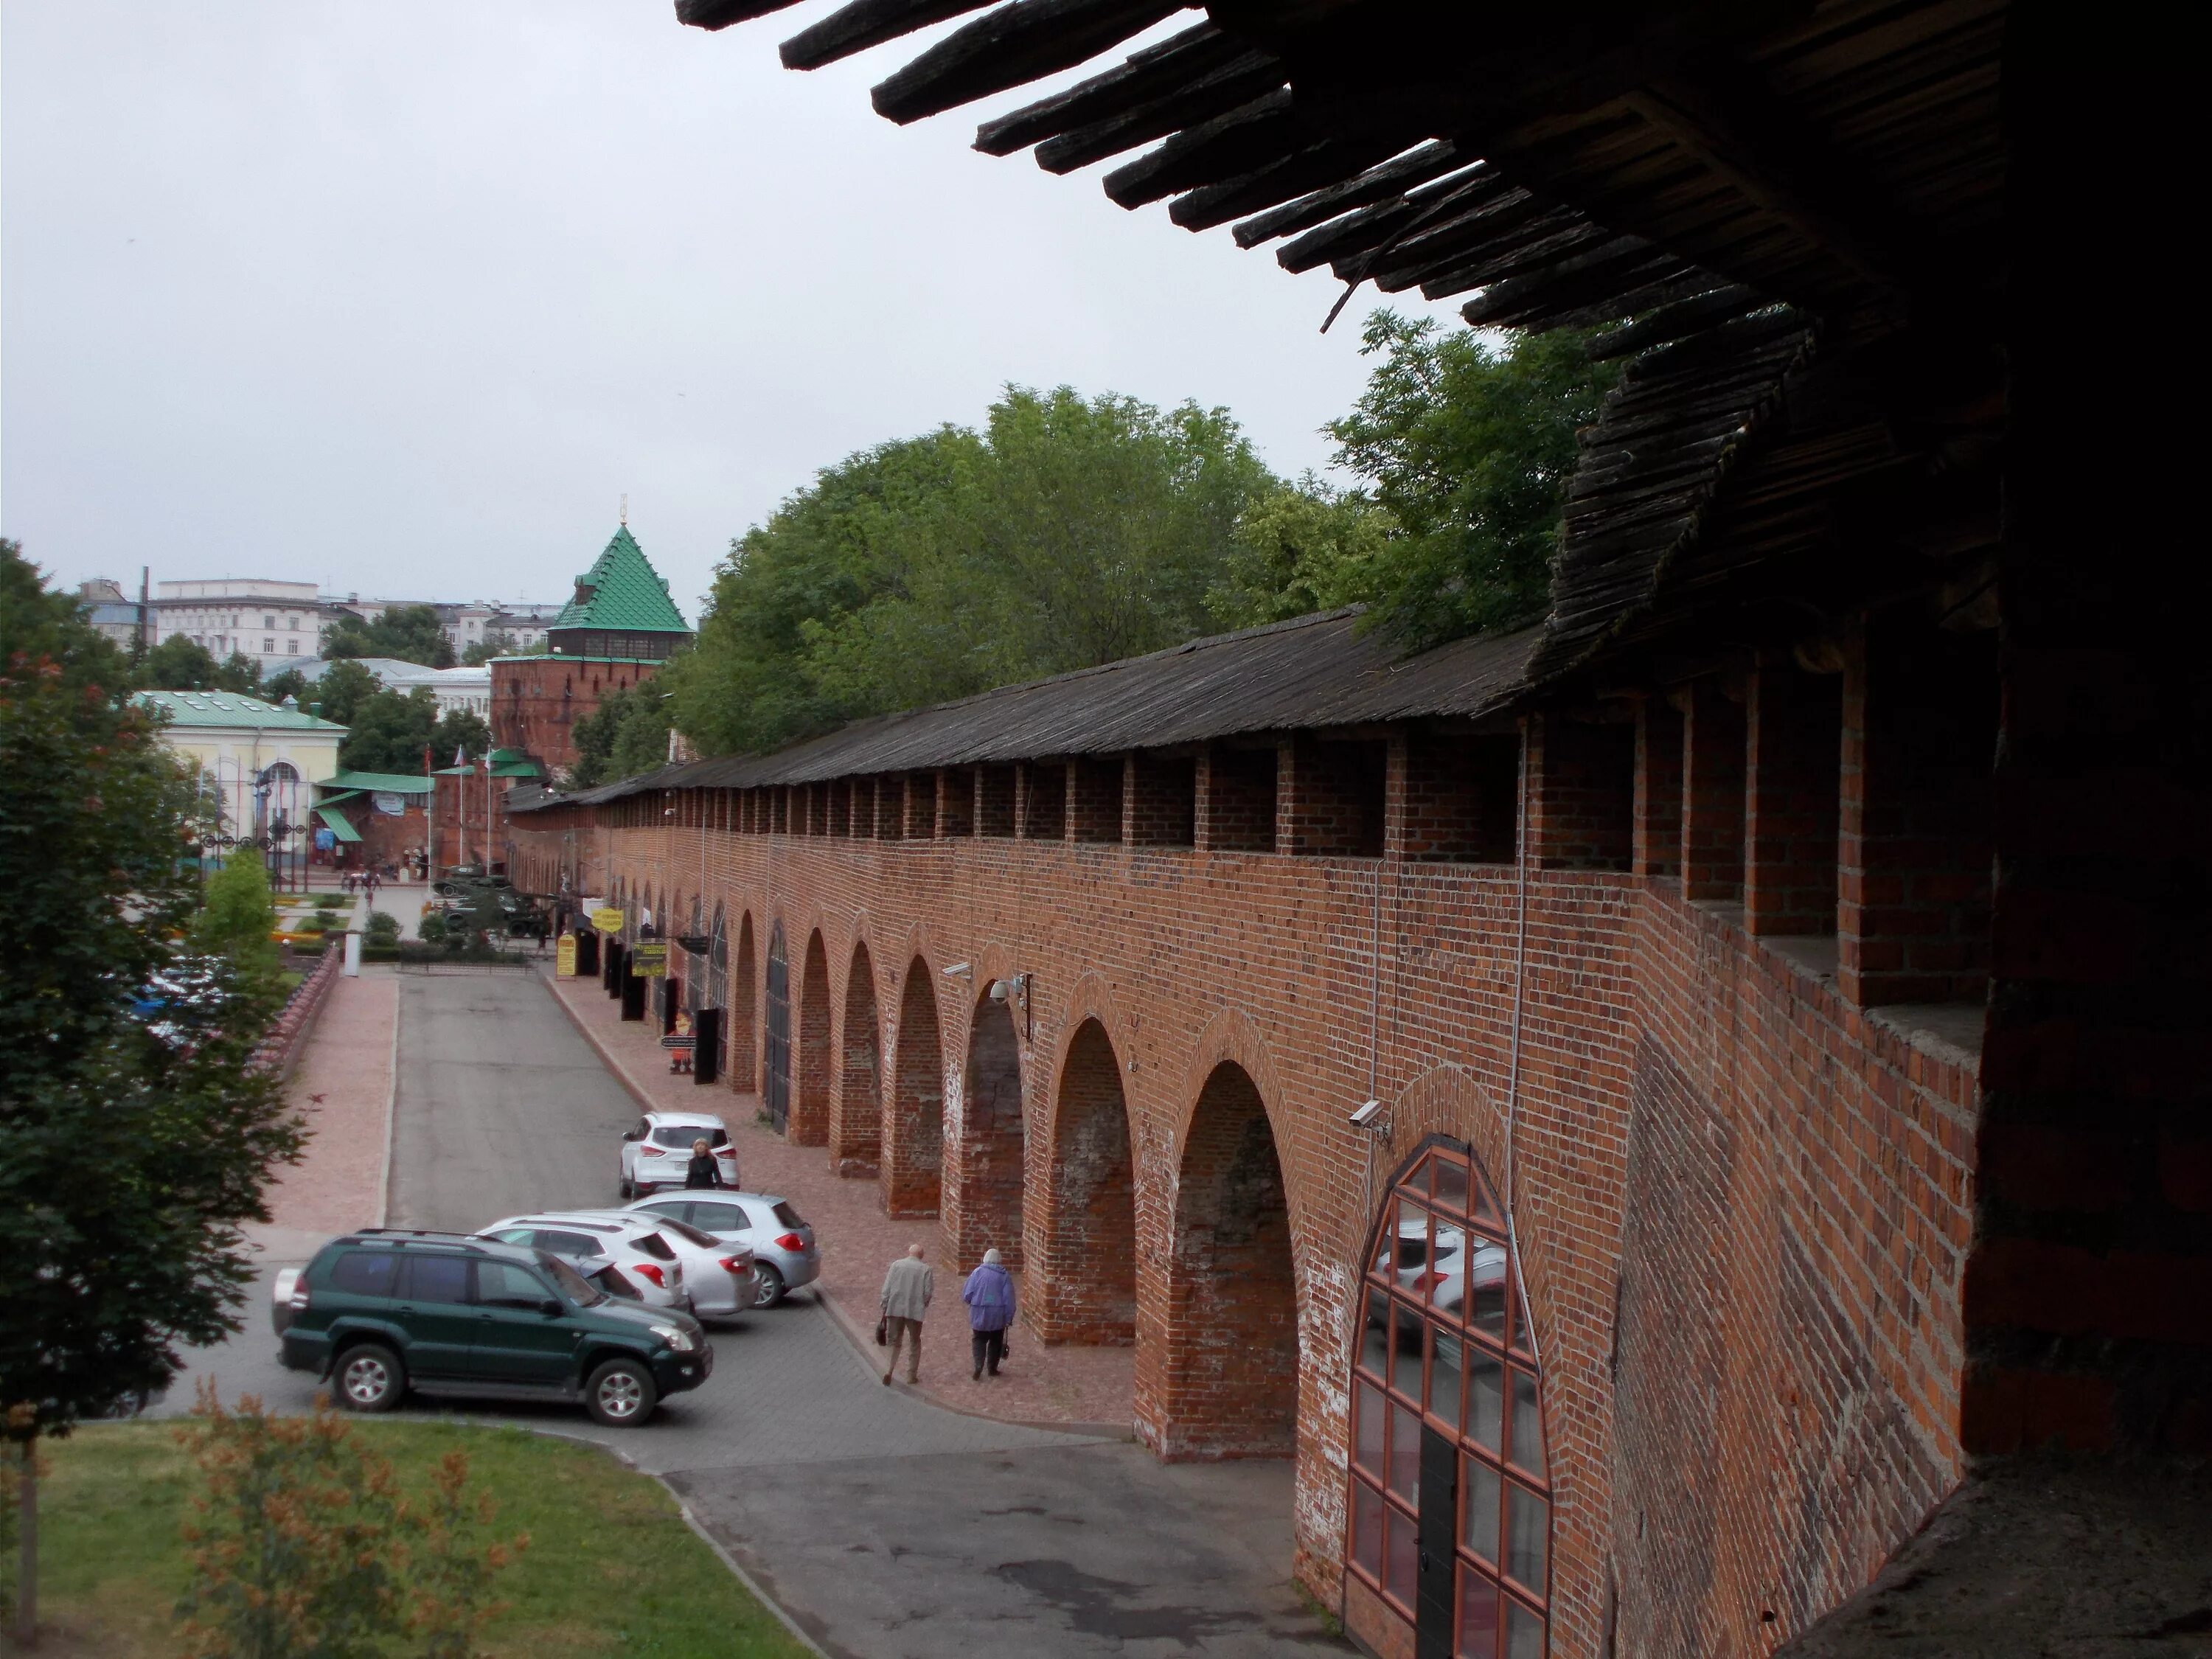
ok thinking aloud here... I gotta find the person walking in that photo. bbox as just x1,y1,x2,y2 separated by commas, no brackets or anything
682,1137,723,1189
962,1248,1016,1380
879,1243,932,1385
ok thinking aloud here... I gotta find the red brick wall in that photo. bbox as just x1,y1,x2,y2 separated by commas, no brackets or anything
507,764,1987,1659
489,656,661,779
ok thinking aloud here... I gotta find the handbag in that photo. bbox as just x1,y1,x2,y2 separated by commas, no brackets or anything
874,1315,888,1346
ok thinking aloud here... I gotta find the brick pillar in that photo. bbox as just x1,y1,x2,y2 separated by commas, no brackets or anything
1680,681,1747,902
1634,695,1684,879
1745,662,1842,935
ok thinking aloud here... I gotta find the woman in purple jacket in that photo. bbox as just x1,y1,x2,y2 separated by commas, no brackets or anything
961,1248,1016,1380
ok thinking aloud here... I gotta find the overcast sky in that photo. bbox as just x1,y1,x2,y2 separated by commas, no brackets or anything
3,0,1464,623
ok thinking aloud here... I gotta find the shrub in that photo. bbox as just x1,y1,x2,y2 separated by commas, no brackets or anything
364,912,400,948
417,911,448,945
192,858,284,997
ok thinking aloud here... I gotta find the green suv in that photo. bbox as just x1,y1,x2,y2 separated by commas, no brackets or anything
274,1229,712,1426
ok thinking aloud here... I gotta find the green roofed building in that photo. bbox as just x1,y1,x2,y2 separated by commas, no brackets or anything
546,525,691,662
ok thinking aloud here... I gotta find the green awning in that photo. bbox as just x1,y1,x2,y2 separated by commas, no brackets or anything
316,806,363,844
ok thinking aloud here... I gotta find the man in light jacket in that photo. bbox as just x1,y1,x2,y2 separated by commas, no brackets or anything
880,1243,933,1385
962,1248,1017,1380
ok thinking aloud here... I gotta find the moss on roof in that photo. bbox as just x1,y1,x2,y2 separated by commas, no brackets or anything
552,526,689,636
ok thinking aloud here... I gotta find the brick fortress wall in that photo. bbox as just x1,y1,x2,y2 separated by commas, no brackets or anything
490,655,662,779
509,717,1981,1659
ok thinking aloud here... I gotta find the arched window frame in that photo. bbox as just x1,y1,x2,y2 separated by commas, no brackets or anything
1346,1136,1551,1657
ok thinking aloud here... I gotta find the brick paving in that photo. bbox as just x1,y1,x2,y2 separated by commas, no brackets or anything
540,964,1136,1430
248,964,397,1262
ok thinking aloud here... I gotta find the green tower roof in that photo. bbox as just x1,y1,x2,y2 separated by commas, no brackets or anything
552,526,690,635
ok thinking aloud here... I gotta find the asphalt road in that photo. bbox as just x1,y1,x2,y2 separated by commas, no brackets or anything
159,969,1345,1656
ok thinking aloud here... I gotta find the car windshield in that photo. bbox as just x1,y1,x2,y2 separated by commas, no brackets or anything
655,1217,721,1248
543,1256,604,1307
651,1126,726,1150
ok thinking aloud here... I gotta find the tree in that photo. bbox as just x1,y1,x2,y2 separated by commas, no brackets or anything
142,634,220,691
0,542,301,1644
1206,477,1399,630
460,641,512,667
665,386,1277,757
213,653,263,695
262,667,308,706
191,855,284,1001
313,658,381,728
1325,313,1619,650
324,605,454,669
569,684,672,788
431,707,491,765
338,689,439,776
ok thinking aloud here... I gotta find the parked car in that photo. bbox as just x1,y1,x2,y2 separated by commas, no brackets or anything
271,1228,709,1426
1392,1215,1508,1328
560,1210,755,1322
475,1213,687,1310
627,1192,820,1309
619,1111,740,1198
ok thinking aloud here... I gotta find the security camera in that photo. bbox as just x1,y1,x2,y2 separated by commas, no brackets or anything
988,978,1011,1002
942,961,972,978
1349,1099,1385,1130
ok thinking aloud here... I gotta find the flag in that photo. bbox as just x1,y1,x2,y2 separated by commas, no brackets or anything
453,745,465,767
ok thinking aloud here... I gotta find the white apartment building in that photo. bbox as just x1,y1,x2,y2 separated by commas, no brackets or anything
154,579,331,672
387,664,492,718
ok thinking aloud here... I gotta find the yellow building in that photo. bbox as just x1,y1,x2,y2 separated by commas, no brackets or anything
137,691,346,877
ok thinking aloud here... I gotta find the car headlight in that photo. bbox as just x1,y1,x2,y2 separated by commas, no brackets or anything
649,1322,698,1353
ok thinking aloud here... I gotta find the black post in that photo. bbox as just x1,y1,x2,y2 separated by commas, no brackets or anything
661,978,680,1036
620,961,645,1022
693,1007,720,1085
576,928,599,977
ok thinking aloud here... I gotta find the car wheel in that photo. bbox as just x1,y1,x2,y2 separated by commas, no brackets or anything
749,1262,786,1310
585,1357,657,1427
335,1343,404,1413
618,1168,633,1200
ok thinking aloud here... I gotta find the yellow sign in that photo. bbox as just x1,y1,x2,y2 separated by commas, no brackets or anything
631,942,669,978
555,932,579,978
591,907,623,934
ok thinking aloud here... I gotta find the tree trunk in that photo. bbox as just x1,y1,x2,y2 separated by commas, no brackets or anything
13,1437,34,1647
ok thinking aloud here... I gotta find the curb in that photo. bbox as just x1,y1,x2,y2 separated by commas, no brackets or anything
536,967,1133,1444
375,969,401,1228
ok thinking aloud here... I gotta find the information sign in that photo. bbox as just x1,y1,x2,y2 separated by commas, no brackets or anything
555,933,578,978
630,941,669,978
591,907,624,934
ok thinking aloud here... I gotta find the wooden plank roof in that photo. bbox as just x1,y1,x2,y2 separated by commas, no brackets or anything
513,608,1538,808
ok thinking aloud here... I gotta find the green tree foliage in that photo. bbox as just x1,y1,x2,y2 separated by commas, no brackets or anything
191,855,284,1000
325,605,455,669
262,667,308,706
569,684,672,788
431,707,491,765
142,634,220,691
0,542,302,1631
338,689,439,775
313,658,381,727
214,653,263,695
1206,477,1399,630
1325,314,1619,650
460,641,512,667
666,386,1276,758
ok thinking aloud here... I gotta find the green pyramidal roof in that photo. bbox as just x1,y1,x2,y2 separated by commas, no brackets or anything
552,526,690,635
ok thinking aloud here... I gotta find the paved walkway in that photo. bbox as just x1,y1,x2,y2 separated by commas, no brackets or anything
247,964,397,1265
541,964,1138,1430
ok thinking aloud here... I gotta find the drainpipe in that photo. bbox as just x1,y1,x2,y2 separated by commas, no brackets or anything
1504,720,1542,1368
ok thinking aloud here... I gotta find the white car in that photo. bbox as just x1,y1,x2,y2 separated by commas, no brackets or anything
1394,1216,1508,1327
626,1192,821,1310
476,1213,687,1310
619,1111,740,1198
562,1210,755,1322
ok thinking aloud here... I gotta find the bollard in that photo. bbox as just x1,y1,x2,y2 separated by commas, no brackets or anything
343,928,362,978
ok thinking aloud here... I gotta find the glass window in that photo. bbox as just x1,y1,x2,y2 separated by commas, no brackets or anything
1352,1481,1383,1579
1457,1570,1500,1659
477,1262,549,1305
1388,1402,1421,1503
1505,1597,1545,1659
769,1199,804,1225
403,1254,470,1304
1428,1326,1464,1428
1430,1220,1467,1313
1394,1197,1429,1275
1468,1352,1503,1453
1393,1302,1425,1398
632,1231,676,1262
534,1229,602,1259
329,1251,400,1296
1432,1158,1470,1214
1354,1382,1385,1476
1383,1506,1418,1609
691,1202,745,1232
1505,1484,1548,1593
1470,1262,1506,1342
1509,1369,1546,1478
1461,1455,1500,1565
1361,1289,1390,1377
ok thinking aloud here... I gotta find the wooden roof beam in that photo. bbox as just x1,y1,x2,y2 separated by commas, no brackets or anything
972,21,1245,154
781,0,996,72
873,0,1195,126
1230,141,1472,248
1101,89,1301,207
1034,49,1283,173
1589,282,1767,358
676,0,806,29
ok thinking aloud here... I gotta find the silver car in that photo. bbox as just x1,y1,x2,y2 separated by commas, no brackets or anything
619,1111,740,1198
627,1192,820,1309
563,1210,755,1322
476,1214,686,1311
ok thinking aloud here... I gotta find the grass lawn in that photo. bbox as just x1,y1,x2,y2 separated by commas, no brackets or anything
21,1421,812,1659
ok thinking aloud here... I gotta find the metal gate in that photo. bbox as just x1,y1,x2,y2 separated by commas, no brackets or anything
763,922,790,1134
